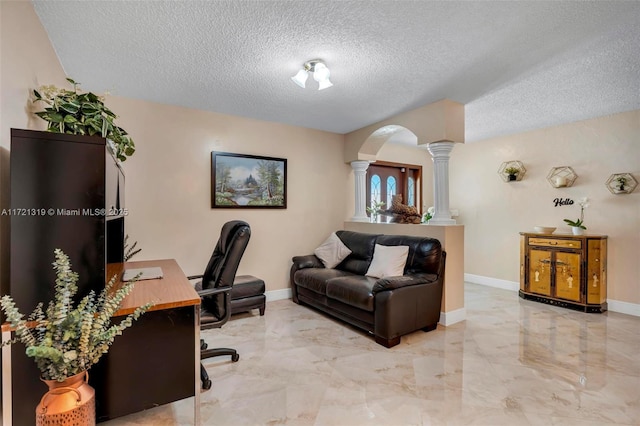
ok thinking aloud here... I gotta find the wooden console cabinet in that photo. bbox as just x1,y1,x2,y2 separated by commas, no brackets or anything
519,232,607,312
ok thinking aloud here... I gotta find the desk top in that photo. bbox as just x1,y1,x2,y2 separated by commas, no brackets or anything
108,259,200,316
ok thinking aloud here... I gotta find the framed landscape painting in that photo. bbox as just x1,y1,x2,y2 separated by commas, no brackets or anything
211,151,287,208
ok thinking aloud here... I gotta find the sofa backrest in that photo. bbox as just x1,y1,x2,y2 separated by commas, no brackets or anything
335,230,380,275
376,234,442,275
334,231,443,276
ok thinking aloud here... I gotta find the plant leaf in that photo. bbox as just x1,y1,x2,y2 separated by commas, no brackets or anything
48,112,63,123
60,102,80,114
81,103,99,115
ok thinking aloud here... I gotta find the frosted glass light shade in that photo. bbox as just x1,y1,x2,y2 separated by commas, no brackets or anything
313,63,330,81
291,69,308,88
313,63,332,90
317,79,333,90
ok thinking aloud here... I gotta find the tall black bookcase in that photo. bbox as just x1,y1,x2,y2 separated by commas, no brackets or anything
7,128,125,424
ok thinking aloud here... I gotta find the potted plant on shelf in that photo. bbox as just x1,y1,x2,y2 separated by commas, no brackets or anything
32,78,135,162
504,167,520,181
615,176,628,193
0,249,151,425
563,197,589,235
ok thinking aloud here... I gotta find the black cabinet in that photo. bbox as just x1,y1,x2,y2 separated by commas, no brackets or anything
7,128,125,424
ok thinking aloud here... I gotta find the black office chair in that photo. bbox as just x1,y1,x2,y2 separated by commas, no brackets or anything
188,220,251,390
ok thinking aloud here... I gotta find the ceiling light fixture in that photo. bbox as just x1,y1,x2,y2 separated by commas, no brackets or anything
291,59,333,90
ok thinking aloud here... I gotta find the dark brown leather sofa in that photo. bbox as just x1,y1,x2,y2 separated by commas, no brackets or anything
290,230,446,348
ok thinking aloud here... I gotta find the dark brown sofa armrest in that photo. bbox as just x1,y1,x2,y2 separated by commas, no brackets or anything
372,273,439,293
290,254,324,304
291,254,324,270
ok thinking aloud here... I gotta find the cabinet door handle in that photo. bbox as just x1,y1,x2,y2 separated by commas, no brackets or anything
549,241,558,245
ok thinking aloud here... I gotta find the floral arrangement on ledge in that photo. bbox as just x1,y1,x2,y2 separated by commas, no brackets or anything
33,78,135,162
0,249,151,381
422,206,435,223
366,200,385,221
564,197,589,230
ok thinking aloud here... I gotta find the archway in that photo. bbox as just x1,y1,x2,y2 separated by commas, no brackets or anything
346,99,463,223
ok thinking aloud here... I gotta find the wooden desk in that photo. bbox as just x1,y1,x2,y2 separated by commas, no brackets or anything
2,259,201,425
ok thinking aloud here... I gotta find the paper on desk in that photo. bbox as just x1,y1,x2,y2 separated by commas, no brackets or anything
122,267,163,281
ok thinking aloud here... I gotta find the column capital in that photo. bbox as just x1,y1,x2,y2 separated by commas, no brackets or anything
350,160,370,172
427,141,456,158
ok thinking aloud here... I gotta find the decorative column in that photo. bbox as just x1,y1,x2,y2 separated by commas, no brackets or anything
427,141,456,225
351,160,370,222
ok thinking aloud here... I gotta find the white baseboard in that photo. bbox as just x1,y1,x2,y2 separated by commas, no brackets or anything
465,273,519,292
439,307,466,326
465,273,640,318
607,299,640,317
266,288,291,302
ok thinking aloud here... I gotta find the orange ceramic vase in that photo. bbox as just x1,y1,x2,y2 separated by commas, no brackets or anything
36,371,95,426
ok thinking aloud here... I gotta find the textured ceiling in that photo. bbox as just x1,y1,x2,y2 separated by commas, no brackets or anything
32,1,640,143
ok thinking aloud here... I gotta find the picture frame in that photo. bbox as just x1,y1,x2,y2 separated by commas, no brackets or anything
211,151,287,208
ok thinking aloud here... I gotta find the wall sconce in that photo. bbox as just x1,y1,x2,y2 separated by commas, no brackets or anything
605,172,637,194
291,59,333,90
547,166,577,188
498,160,526,182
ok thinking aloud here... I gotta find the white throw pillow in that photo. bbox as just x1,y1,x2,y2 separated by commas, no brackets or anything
314,232,352,269
365,244,409,278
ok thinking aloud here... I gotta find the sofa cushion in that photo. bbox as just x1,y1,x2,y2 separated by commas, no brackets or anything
365,244,409,278
376,235,442,275
335,230,380,275
294,268,354,296
326,275,378,312
314,232,352,268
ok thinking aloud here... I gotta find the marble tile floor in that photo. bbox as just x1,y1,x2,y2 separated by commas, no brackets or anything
103,283,640,425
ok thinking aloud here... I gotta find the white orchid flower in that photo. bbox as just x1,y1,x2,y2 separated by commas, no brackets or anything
578,197,589,208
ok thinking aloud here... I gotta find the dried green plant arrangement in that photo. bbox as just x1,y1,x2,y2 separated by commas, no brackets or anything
124,235,142,261
0,249,151,381
32,77,135,162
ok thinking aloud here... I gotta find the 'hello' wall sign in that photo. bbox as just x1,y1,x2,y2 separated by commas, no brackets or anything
553,198,574,207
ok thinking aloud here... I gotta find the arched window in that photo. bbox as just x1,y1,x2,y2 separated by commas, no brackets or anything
386,176,396,202
407,177,415,206
370,174,381,205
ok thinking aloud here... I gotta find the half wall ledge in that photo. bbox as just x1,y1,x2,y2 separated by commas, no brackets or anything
343,221,465,326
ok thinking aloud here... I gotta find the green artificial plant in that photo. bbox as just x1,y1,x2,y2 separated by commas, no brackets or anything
504,167,520,176
563,197,589,230
33,78,135,162
0,249,151,381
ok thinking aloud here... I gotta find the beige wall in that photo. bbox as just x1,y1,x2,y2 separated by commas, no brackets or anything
107,96,348,291
450,110,640,305
0,0,69,296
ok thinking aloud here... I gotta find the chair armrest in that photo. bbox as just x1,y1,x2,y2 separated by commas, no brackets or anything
291,254,324,270
372,273,439,293
197,286,232,298
187,274,203,280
